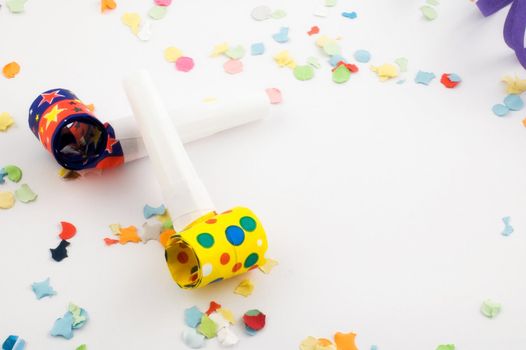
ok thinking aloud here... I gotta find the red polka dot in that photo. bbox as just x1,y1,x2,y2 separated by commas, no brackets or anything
205,218,217,224
232,262,242,273
190,273,198,282
177,251,188,264
249,265,258,271
220,253,230,265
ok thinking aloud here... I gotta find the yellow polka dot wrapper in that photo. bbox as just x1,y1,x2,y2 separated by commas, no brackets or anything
165,207,268,289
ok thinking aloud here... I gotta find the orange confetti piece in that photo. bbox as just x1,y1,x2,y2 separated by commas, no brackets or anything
119,225,141,244
522,117,526,128
159,229,175,247
334,332,358,350
3,62,20,79
86,103,95,112
101,0,117,12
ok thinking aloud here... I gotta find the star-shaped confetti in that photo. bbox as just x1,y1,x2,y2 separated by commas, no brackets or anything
119,225,141,244
31,278,56,299
141,221,163,243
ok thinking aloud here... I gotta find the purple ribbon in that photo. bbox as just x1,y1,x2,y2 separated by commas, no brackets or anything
477,0,526,69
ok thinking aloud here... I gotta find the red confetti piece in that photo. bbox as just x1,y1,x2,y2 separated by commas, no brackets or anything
59,221,77,240
333,62,359,73
104,238,119,246
440,73,460,89
243,310,266,331
205,301,222,315
307,26,320,36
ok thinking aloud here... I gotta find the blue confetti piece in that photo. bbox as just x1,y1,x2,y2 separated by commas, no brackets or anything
503,94,524,111
329,55,346,67
50,312,74,340
31,278,56,299
184,306,204,328
396,79,406,85
492,104,510,117
354,49,371,63
272,27,289,43
251,42,265,56
143,204,166,219
415,71,436,85
448,73,462,83
342,11,357,19
244,324,258,336
0,168,6,185
2,335,25,350
502,216,514,236
371,346,378,350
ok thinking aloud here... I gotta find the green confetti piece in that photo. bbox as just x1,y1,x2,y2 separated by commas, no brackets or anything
6,0,27,13
332,65,351,84
148,5,168,20
427,0,440,5
225,45,246,60
420,5,438,20
197,315,218,339
481,299,501,318
325,0,337,6
394,57,408,72
162,219,173,229
293,65,314,81
436,345,455,350
14,184,37,203
307,56,321,69
76,345,87,350
4,165,22,182
271,9,287,19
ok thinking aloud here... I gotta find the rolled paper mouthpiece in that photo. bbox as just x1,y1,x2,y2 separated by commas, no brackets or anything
29,89,124,171
165,207,268,289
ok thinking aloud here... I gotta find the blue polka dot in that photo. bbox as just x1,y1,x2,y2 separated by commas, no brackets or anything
244,253,259,268
225,226,245,246
197,233,214,248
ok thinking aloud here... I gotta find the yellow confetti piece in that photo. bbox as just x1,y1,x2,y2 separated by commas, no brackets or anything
164,47,183,62
121,12,141,35
0,112,14,131
109,223,121,235
0,191,15,209
258,258,278,274
502,75,526,94
217,308,235,324
371,63,399,81
315,35,332,48
274,50,296,69
234,279,254,297
300,337,319,350
211,43,229,57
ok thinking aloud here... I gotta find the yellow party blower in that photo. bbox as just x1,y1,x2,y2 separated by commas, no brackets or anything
123,71,268,289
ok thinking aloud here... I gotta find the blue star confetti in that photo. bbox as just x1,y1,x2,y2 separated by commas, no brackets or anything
31,278,56,299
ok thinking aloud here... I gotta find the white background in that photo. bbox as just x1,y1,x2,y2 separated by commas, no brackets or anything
1,0,526,349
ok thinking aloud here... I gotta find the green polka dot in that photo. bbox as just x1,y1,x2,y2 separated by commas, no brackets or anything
244,253,259,268
197,233,214,248
239,216,257,232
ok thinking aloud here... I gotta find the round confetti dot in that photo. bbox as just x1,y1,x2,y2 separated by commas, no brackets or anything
293,65,314,81
155,0,172,5
354,49,371,63
244,253,259,268
332,65,351,84
232,262,242,273
257,239,263,247
197,233,215,248
239,216,257,232
492,104,510,117
202,263,213,277
504,94,524,111
177,251,189,264
2,62,20,79
220,253,230,265
164,47,183,62
251,5,272,21
223,59,243,74
175,56,195,72
225,226,245,246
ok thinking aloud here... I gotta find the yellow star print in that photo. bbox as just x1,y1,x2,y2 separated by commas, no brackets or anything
43,104,66,129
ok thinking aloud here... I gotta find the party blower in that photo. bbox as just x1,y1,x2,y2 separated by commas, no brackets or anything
124,71,268,289
28,88,269,171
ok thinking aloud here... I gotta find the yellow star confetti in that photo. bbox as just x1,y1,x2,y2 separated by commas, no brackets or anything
234,279,254,297
502,75,526,94
0,191,15,209
259,258,278,274
211,43,229,57
371,63,399,81
217,308,235,324
274,50,296,69
164,47,183,62
0,112,14,131
122,12,141,35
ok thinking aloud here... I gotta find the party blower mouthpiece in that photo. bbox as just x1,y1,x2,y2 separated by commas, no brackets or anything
29,88,269,171
123,71,268,289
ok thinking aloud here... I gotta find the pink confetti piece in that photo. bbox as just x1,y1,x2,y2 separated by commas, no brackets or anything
223,60,243,75
175,57,195,72
265,88,282,104
154,0,172,6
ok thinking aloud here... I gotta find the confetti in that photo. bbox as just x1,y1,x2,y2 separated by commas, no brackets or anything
0,169,6,184
251,6,272,21
182,327,206,349
334,332,358,350
223,60,243,75
332,65,351,84
492,104,510,117
225,45,246,60
50,240,70,262
300,336,318,350
31,278,56,299
164,47,183,62
119,225,142,244
436,345,455,350
394,57,408,72
100,0,116,12
14,184,37,203
2,62,20,79
234,279,254,297
175,57,195,72
4,165,22,182
218,308,235,324
143,204,166,219
503,94,524,111
69,303,89,329
322,42,341,56
208,312,230,330
211,43,229,57
427,0,440,4
121,12,141,35
265,88,282,104
415,71,436,85
271,9,287,19
272,27,290,43
316,338,336,350
141,221,163,242
420,5,438,20
137,21,152,41
155,0,172,5
502,76,526,94
251,43,265,56
217,327,239,347
0,112,14,131
148,5,168,20
259,258,279,274
0,192,15,209
104,238,119,245
50,312,74,339
371,64,399,81
205,301,222,315
197,315,218,339
325,0,337,6
440,73,461,88
6,0,26,13
329,55,346,67
294,65,315,81
2,335,25,350
185,306,204,328
354,50,371,63
481,299,501,318
242,309,266,332
59,221,77,240
308,26,320,36
159,229,174,247
274,51,296,68
502,216,513,236
342,12,357,19
76,345,87,350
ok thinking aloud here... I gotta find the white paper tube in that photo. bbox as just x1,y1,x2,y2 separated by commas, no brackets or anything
110,93,269,163
123,71,215,231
